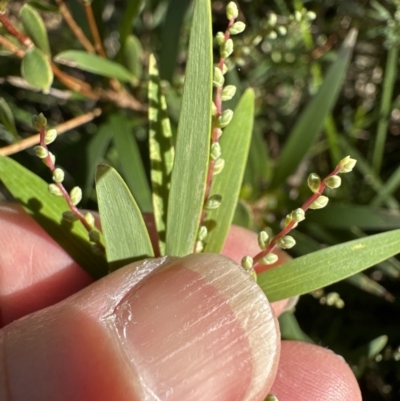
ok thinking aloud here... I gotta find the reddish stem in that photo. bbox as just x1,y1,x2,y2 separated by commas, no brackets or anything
253,163,344,272
0,12,32,48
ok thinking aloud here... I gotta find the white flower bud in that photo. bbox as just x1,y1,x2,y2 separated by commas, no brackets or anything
307,173,321,193
194,240,204,253
213,66,225,87
221,85,237,101
52,168,65,183
277,26,287,36
210,142,222,161
85,212,95,228
258,230,269,249
215,128,223,139
324,175,341,189
197,225,208,241
309,195,329,210
212,102,217,116
340,157,357,173
229,21,246,35
241,255,253,270
259,253,278,265
48,152,55,165
70,186,82,206
48,183,63,196
44,129,57,145
268,31,278,40
226,2,239,20
221,63,228,75
205,194,222,210
32,113,47,130
33,145,48,159
213,158,225,175
218,109,233,128
220,38,234,59
276,235,296,249
268,13,277,26
291,208,305,222
215,31,225,46
306,11,316,20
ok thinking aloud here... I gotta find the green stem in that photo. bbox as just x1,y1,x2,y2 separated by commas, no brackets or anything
372,45,399,174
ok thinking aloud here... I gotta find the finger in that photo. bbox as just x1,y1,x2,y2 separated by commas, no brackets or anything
0,253,280,401
269,341,362,401
0,204,93,326
222,224,294,316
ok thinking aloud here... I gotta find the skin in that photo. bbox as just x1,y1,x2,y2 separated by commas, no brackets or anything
0,204,362,401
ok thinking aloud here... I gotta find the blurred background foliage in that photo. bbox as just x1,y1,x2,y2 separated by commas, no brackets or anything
1,0,400,399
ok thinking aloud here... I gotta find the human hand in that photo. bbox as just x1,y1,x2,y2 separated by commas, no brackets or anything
0,204,361,401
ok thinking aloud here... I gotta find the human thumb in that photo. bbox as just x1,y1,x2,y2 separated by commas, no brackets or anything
0,253,280,401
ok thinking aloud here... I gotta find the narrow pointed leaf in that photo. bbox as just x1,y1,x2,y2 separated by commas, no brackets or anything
346,273,394,301
20,4,51,56
119,0,144,49
204,89,254,253
148,54,174,255
54,50,136,83
165,0,213,256
0,97,18,140
258,229,400,302
96,164,154,271
279,312,314,343
270,29,357,188
110,113,152,213
122,35,143,84
21,47,53,93
0,156,108,279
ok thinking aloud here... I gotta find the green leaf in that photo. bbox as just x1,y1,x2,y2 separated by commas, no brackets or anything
278,312,314,343
0,156,108,279
159,0,192,81
232,200,255,230
148,54,174,255
346,273,394,301
54,50,135,83
110,113,153,213
95,164,154,271
371,164,400,207
28,1,59,12
270,29,358,188
204,89,254,253
258,229,400,302
122,35,143,85
21,47,53,93
306,204,400,230
119,0,144,49
20,4,51,56
0,97,18,140
165,0,213,256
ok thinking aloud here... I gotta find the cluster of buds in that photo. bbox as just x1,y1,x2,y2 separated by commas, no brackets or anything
195,1,245,253
32,113,104,254
242,156,357,279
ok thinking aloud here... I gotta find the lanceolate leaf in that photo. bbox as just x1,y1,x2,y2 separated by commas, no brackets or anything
204,89,254,253
270,29,358,188
21,47,53,93
0,97,18,140
122,35,143,85
0,156,108,279
54,51,136,83
165,0,213,256
96,164,154,271
20,4,51,56
148,54,174,255
110,113,153,213
258,229,400,302
119,0,144,49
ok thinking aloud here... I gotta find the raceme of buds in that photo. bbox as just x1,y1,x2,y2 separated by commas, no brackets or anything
221,85,237,101
213,158,225,175
32,113,47,130
259,253,278,265
33,145,48,159
213,66,225,87
52,168,65,183
218,109,233,128
205,194,222,210
210,142,222,160
276,235,296,249
44,129,57,144
220,38,233,59
324,175,341,189
258,231,269,250
241,255,254,270
229,21,246,35
307,173,321,193
70,186,82,206
309,195,329,210
226,1,239,20
48,183,63,196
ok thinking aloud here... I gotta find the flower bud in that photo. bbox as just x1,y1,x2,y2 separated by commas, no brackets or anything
197,225,208,241
213,66,225,87
32,113,47,130
48,152,55,166
340,157,357,173
285,214,298,228
229,21,246,35
258,230,269,249
70,186,82,206
213,158,225,175
212,102,217,116
276,235,296,249
33,145,48,159
215,31,225,46
221,85,237,101
89,229,100,243
62,210,79,222
205,194,222,210
294,10,302,21
324,175,341,189
291,208,305,222
220,38,234,59
85,212,95,228
226,1,239,20
221,63,228,75
259,253,278,265
268,13,277,26
215,128,223,139
194,240,204,253
268,31,278,40
48,183,63,196
277,26,287,36
241,255,253,270
210,142,222,161
265,395,279,401
309,195,329,210
306,11,317,20
52,168,65,183
307,172,321,193
218,109,233,128
44,129,57,144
